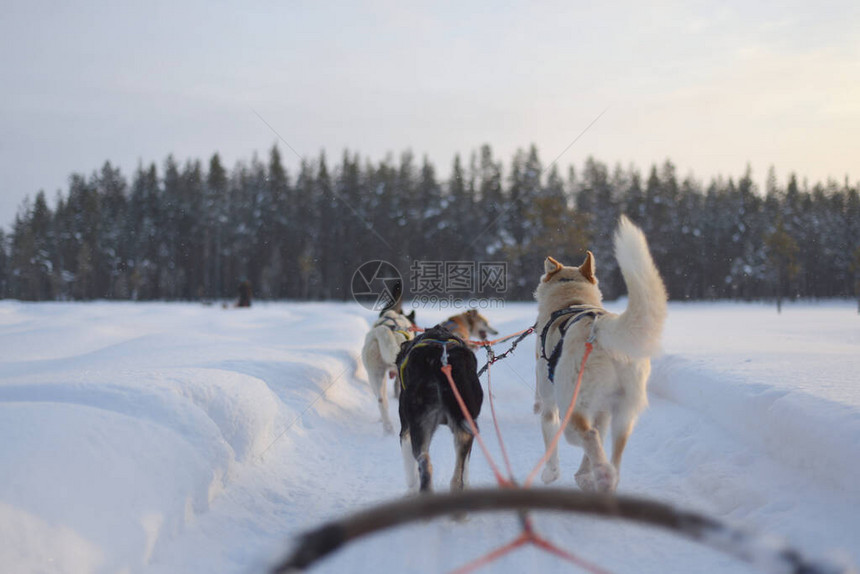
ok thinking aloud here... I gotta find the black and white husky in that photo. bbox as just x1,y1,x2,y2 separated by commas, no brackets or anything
361,307,416,434
396,327,482,493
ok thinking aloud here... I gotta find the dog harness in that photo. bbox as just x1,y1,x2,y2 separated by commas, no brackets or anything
398,336,465,391
439,317,467,337
539,304,606,384
375,315,414,342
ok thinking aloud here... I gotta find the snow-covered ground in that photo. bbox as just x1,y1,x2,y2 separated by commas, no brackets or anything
0,300,858,573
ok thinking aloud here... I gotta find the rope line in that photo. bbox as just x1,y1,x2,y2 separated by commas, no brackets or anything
531,534,613,574
440,365,510,487
477,326,534,377
525,341,593,488
437,322,605,574
470,326,534,348
485,361,515,481
447,532,530,574
448,521,610,574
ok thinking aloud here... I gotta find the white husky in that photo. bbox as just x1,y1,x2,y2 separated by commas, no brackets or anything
534,215,667,493
362,309,415,434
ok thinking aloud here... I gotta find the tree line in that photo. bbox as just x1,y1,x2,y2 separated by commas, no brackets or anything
1,144,858,303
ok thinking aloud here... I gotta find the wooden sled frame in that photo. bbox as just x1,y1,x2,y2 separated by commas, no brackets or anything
273,488,847,574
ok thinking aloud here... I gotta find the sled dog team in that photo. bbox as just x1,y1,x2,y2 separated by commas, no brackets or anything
360,216,667,495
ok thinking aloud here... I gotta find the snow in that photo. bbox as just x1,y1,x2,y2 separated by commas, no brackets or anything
0,300,858,573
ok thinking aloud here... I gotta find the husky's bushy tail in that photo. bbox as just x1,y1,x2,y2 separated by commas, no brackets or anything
596,215,667,358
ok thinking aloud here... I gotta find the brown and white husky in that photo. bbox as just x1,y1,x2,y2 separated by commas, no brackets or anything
533,215,667,493
438,309,498,342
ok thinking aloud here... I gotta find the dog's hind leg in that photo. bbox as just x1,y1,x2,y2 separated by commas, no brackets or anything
575,412,608,491
400,430,419,491
574,454,595,491
610,418,634,487
450,427,474,492
594,411,610,443
540,407,562,484
370,367,394,434
410,422,436,493
569,413,617,493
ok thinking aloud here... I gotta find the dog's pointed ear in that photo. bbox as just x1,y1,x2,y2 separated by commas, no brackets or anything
406,310,416,324
579,251,597,284
543,256,563,282
391,280,403,304
466,309,478,317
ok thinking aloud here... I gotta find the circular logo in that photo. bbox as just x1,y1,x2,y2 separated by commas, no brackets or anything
351,260,403,311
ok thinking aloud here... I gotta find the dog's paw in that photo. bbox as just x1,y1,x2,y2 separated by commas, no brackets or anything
405,468,419,491
592,463,618,493
383,421,394,435
541,464,560,484
404,483,419,495
575,470,597,492
533,401,541,414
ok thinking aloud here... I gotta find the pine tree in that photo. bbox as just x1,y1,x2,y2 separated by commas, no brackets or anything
262,146,291,299
334,151,368,298
94,162,128,298
178,160,205,299
503,147,545,297
738,166,767,299
315,152,339,299
293,159,319,299
205,153,229,299
0,230,8,298
474,144,504,259
765,220,800,312
9,200,35,300
415,155,444,263
782,174,807,296
525,164,588,279
21,191,56,300
387,150,418,294
160,156,183,298
443,154,474,262
60,173,101,299
126,163,162,299
846,184,860,311
674,176,706,299
577,157,619,296
852,246,860,314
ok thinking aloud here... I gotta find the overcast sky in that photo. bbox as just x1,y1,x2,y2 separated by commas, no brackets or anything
1,1,858,228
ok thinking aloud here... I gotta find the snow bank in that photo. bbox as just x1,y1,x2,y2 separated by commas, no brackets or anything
651,355,860,497
0,367,286,571
650,301,860,497
0,301,369,573
0,500,103,574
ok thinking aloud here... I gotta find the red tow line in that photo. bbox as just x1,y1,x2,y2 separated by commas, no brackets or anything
439,334,607,574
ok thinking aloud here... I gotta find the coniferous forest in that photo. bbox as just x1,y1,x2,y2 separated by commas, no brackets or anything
1,144,858,304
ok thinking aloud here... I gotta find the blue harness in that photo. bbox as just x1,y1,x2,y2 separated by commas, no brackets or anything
539,305,605,384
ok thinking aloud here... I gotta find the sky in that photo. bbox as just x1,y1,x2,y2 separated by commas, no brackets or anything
1,0,858,228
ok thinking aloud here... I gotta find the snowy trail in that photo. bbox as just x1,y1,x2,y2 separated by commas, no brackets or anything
1,301,858,573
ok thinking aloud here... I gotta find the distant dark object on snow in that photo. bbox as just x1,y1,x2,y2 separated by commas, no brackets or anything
238,280,252,308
